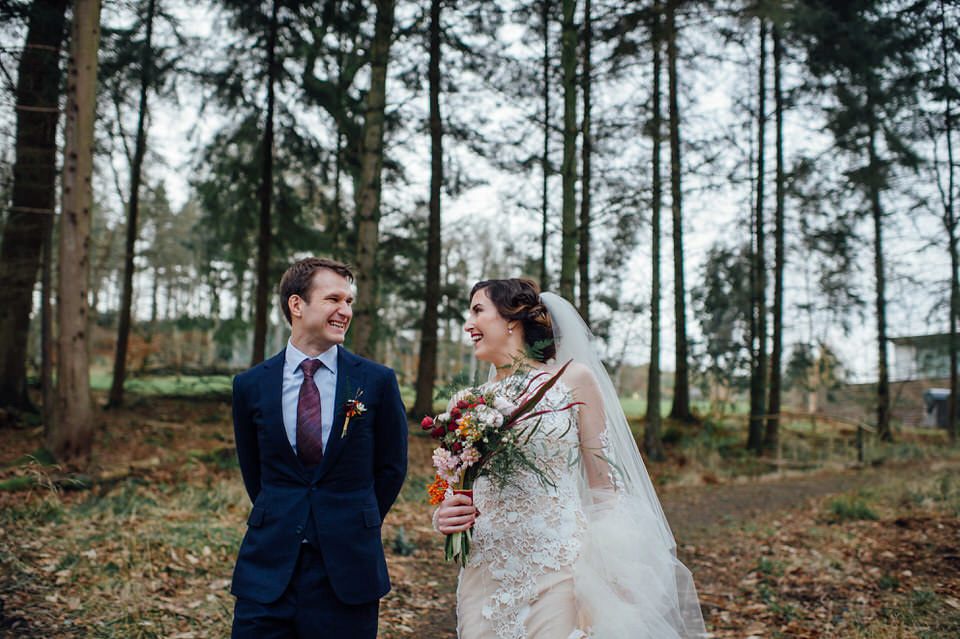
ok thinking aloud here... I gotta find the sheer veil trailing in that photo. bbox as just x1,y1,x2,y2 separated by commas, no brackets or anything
539,292,707,639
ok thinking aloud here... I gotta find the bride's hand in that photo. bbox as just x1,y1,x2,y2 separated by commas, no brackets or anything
434,493,478,534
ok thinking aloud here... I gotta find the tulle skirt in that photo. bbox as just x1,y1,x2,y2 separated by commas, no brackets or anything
572,494,707,639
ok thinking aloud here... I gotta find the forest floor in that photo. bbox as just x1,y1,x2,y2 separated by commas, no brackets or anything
0,395,959,638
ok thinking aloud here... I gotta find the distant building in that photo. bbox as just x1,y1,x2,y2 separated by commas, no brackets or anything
890,334,955,381
923,388,951,429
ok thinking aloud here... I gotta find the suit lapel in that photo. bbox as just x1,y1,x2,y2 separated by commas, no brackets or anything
261,350,310,481
314,346,364,479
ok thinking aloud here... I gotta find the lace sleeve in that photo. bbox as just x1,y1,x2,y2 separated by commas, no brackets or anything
568,364,621,492
431,506,441,533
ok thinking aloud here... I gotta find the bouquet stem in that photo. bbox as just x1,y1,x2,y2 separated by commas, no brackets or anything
445,488,474,567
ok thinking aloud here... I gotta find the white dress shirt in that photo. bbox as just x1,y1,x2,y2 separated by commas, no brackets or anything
282,340,339,454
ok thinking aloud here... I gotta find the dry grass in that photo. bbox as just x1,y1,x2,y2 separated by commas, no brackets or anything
0,460,244,638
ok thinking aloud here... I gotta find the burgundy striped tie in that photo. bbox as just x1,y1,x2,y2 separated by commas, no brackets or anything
296,359,324,466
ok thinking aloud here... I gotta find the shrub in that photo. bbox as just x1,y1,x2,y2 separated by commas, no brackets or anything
825,494,879,523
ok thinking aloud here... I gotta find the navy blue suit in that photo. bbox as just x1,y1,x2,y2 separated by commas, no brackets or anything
230,346,407,635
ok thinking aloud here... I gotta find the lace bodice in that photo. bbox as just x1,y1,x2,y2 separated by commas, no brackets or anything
465,371,588,639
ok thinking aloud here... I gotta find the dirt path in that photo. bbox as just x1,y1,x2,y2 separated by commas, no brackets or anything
406,463,909,639
661,467,880,538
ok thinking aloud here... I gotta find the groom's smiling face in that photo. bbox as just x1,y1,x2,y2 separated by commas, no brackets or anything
291,268,354,353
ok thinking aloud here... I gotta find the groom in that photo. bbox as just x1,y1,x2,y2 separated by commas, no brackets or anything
230,257,408,638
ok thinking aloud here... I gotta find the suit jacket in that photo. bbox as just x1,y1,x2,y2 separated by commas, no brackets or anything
230,346,408,605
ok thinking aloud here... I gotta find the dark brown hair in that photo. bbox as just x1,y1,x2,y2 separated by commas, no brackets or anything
279,257,354,325
470,278,556,362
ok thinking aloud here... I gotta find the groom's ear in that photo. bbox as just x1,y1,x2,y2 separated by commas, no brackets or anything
288,295,303,320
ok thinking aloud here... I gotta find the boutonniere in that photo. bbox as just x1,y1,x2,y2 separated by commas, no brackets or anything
342,390,366,437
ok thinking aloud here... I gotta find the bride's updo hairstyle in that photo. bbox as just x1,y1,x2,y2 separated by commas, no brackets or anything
470,278,556,363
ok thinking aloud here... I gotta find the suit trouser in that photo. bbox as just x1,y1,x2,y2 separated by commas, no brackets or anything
232,542,379,639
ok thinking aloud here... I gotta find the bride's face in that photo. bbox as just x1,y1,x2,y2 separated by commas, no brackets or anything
464,288,518,367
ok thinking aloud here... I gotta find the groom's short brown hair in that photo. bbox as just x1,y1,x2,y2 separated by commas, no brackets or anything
279,257,354,325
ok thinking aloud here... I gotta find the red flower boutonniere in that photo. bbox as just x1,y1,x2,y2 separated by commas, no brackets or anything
342,390,366,437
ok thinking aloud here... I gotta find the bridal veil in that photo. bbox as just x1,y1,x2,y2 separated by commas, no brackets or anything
539,292,707,639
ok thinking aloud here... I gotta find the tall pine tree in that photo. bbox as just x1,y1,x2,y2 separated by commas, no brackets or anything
796,0,927,441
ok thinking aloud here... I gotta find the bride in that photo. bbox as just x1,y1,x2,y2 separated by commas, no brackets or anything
433,279,707,639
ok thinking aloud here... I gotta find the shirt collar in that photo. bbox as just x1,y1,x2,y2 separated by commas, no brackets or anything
285,339,339,375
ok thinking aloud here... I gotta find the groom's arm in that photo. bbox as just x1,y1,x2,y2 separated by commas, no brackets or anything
372,369,408,520
233,374,262,503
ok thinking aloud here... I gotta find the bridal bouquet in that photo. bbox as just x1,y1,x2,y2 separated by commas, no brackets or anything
424,361,579,566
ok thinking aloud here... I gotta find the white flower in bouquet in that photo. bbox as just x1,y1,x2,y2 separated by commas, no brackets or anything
472,404,504,429
493,396,518,415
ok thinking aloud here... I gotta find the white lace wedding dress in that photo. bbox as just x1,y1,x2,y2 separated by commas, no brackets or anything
455,368,706,639
458,372,588,639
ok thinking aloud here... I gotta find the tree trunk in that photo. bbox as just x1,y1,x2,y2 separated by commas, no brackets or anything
748,19,767,454
233,265,245,321
766,24,785,450
150,266,160,327
252,0,279,366
49,0,102,463
0,0,69,414
41,191,55,433
645,0,665,461
951,222,958,445
332,127,345,261
951,233,958,444
666,0,691,421
578,0,591,323
109,0,156,406
302,23,358,264
412,0,442,419
540,0,551,292
867,98,891,441
559,0,578,303
352,0,395,358
939,0,958,443
330,26,348,263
